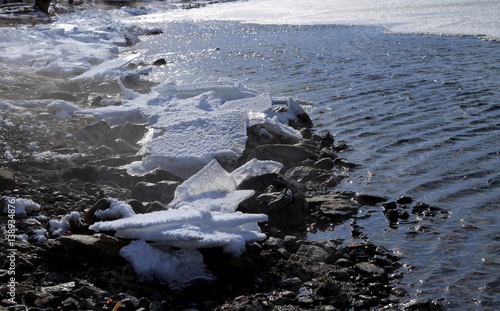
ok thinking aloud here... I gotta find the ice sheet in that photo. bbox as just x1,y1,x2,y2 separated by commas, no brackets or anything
135,0,500,40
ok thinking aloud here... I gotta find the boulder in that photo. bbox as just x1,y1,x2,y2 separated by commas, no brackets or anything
74,121,116,147
247,144,318,169
0,168,16,190
131,181,180,204
118,123,148,145
306,192,361,225
285,166,344,190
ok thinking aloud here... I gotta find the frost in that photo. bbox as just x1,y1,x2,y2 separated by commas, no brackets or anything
47,100,81,118
49,211,82,237
3,197,41,217
120,240,214,289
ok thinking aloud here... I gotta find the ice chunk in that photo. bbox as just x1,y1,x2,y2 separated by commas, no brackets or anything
3,197,41,217
119,240,214,289
47,100,80,119
94,198,136,220
48,211,82,237
230,158,283,185
71,53,142,81
90,207,267,255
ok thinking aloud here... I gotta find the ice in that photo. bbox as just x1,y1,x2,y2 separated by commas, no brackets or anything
90,159,278,256
46,100,81,119
93,198,136,220
48,211,82,237
3,197,41,217
119,240,214,289
146,0,500,40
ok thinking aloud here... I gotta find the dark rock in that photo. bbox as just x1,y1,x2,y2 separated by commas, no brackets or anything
247,144,318,169
146,201,168,213
384,209,399,222
39,91,78,102
84,198,110,225
42,282,76,297
118,123,148,145
74,120,116,147
314,157,334,170
319,132,335,148
43,234,129,267
71,285,110,300
61,297,79,310
289,112,314,129
237,173,306,195
131,181,180,204
152,59,167,66
280,277,303,291
382,202,397,210
127,199,146,214
62,166,100,183
297,295,314,307
143,168,184,183
391,287,408,297
354,193,387,205
0,169,16,191
307,193,361,225
354,262,386,278
297,244,329,262
24,290,60,308
335,258,354,267
217,294,274,311
396,196,413,205
111,138,140,153
285,166,343,189
88,157,130,167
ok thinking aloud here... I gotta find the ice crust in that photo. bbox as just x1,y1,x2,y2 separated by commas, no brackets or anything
78,79,302,178
90,159,279,286
3,197,41,217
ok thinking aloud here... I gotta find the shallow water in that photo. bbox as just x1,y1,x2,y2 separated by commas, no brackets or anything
132,22,500,309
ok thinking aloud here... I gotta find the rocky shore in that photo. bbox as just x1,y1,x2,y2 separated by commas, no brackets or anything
0,97,448,311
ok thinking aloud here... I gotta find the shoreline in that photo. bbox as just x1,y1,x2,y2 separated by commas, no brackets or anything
0,2,449,310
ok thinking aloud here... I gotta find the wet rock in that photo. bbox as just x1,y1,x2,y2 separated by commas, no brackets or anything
127,199,146,214
131,181,180,204
314,157,334,170
152,58,167,66
248,144,319,169
391,286,408,297
354,262,386,279
401,297,443,311
307,193,361,225
396,196,413,205
354,193,387,205
238,187,307,234
319,132,335,148
246,124,301,148
41,281,76,296
217,294,274,311
110,138,140,153
289,112,314,129
0,169,16,191
146,201,168,213
88,157,130,167
285,166,343,189
280,277,303,291
382,201,397,210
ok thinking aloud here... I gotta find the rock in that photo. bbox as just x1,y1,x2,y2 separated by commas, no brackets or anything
335,258,354,267
41,282,76,296
84,198,110,225
110,138,140,153
297,244,329,262
88,157,130,167
0,169,16,191
131,181,180,204
354,262,386,278
117,123,148,145
71,285,110,300
152,59,167,66
74,120,116,147
24,290,60,308
306,193,361,225
314,157,334,170
391,287,408,297
382,202,397,210
247,144,318,169
396,196,413,205
401,297,443,311
146,201,168,213
288,112,313,129
217,294,274,311
238,187,307,234
237,173,306,195
127,199,146,214
280,277,303,291
43,234,129,266
246,124,301,149
319,132,334,148
62,166,100,183
354,193,387,205
285,166,343,189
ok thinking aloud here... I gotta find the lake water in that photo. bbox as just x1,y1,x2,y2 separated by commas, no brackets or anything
131,21,500,310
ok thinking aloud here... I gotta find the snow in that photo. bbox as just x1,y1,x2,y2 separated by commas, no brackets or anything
93,198,136,220
46,100,81,118
49,211,82,237
120,240,214,289
3,197,41,217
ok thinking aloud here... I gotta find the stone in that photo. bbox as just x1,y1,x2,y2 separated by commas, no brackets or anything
288,112,313,129
391,287,408,297
280,277,302,291
74,120,116,147
396,196,413,205
84,198,110,225
118,123,148,145
285,166,343,189
354,262,386,278
0,169,16,191
43,234,129,267
307,193,361,225
314,157,334,170
72,285,110,300
110,138,140,153
62,166,100,183
297,244,329,262
247,144,318,169
401,298,443,311
131,181,180,204
354,193,387,205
